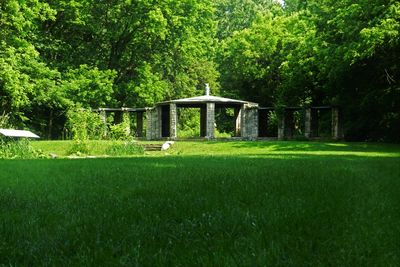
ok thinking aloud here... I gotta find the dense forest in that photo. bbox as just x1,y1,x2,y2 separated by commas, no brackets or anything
0,0,399,141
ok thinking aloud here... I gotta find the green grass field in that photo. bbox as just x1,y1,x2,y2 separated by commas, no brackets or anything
1,141,400,266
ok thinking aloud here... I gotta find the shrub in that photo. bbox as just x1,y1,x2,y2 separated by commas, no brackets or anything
67,140,90,156
66,108,105,140
110,112,131,140
0,138,47,159
0,113,11,128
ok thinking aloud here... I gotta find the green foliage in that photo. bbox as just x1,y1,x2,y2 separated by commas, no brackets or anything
0,139,47,159
66,108,104,140
218,0,400,141
61,65,117,108
67,140,89,156
1,0,399,142
106,141,144,156
0,113,11,128
177,109,201,138
109,112,131,140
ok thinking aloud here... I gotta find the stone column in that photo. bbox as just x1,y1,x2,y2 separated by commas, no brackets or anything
304,108,312,139
241,104,259,139
99,109,108,139
136,112,143,137
278,110,285,140
170,103,177,139
206,102,215,139
146,109,153,140
332,107,343,140
146,107,162,140
234,107,242,137
155,106,162,139
123,109,131,136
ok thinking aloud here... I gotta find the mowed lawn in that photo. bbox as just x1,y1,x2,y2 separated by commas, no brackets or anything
1,141,400,266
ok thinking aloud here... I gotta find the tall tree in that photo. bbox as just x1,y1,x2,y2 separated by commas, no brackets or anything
39,0,219,107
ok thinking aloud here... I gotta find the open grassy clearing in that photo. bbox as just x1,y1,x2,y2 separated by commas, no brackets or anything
31,140,400,158
1,141,400,266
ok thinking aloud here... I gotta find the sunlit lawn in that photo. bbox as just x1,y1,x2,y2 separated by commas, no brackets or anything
1,141,400,266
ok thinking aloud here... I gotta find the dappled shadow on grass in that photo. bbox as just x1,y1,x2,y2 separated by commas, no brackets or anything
197,140,400,154
231,141,400,152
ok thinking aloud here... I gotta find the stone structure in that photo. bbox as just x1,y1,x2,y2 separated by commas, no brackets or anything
94,100,343,141
275,106,343,140
96,107,145,138
240,104,259,139
331,107,344,140
146,93,259,140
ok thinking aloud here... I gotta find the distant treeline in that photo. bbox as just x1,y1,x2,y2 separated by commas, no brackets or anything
1,0,399,141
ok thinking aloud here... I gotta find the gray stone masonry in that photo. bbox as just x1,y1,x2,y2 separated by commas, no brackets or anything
234,107,242,137
206,102,215,138
278,110,294,140
304,108,312,138
146,109,152,140
332,108,343,140
241,104,259,139
123,110,131,136
170,103,177,139
278,112,285,140
146,107,162,140
100,110,108,138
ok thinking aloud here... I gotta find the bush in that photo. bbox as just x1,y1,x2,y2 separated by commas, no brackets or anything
67,140,90,156
66,108,105,140
110,112,131,140
0,138,47,159
0,113,11,128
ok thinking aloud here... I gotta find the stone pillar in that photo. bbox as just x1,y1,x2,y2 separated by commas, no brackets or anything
206,102,215,139
332,107,343,140
99,109,108,139
278,110,285,140
146,109,153,140
170,103,177,139
234,107,242,137
241,104,259,139
304,108,312,138
155,106,162,139
146,107,162,140
123,109,131,136
136,112,143,137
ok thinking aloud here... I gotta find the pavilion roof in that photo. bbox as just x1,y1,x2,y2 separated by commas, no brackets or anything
157,95,258,106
